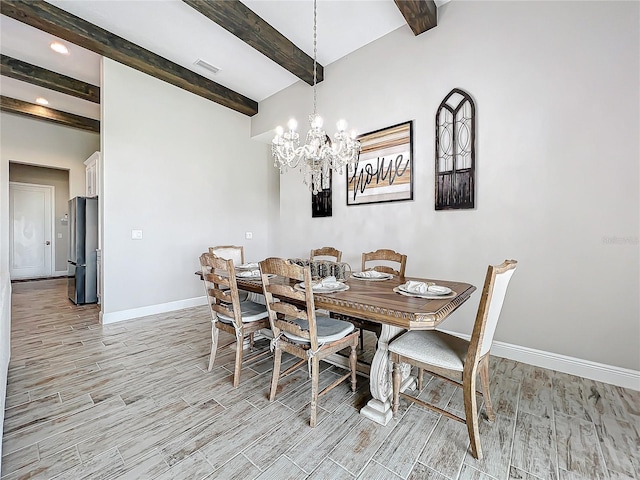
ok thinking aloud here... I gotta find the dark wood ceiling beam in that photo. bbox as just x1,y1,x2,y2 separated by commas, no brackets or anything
394,0,437,36
183,0,322,85
1,0,258,116
1,95,100,132
1,54,100,103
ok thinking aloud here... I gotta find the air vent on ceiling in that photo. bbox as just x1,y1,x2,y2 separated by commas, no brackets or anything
194,59,220,75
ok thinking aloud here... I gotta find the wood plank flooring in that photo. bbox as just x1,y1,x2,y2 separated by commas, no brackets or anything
2,278,639,479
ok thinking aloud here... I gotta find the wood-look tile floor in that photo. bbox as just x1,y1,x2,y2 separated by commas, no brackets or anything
2,279,639,479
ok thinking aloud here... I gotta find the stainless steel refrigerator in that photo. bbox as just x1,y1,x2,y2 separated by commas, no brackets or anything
68,196,98,304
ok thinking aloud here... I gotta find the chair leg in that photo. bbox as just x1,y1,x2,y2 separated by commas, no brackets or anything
310,356,320,427
417,368,424,391
233,333,244,388
359,328,364,350
349,343,357,392
208,325,219,372
249,332,255,350
392,362,401,416
463,372,483,460
479,356,495,421
269,347,282,401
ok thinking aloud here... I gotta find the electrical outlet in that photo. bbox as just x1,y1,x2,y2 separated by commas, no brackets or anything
131,229,143,240
57,233,63,239
245,232,253,240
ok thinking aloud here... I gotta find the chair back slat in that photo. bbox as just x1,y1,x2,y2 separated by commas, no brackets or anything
265,283,306,302
270,301,308,320
210,288,232,304
212,303,234,319
274,318,311,340
260,257,319,350
370,265,399,276
362,249,407,276
203,272,231,289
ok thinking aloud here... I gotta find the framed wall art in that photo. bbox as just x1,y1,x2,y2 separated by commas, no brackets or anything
311,169,332,217
346,121,413,206
435,88,476,210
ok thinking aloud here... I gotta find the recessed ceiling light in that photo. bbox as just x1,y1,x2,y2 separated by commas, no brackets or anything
50,42,69,55
35,97,49,105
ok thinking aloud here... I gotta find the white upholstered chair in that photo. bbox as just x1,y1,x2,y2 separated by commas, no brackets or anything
259,257,359,427
390,259,517,459
209,245,244,265
210,244,265,305
200,252,270,387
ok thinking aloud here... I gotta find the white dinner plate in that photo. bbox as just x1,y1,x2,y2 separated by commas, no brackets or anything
393,286,456,299
236,272,275,280
351,271,393,281
236,263,260,270
294,282,350,294
398,283,451,295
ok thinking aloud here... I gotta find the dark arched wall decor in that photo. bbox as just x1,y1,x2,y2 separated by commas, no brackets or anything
435,88,476,210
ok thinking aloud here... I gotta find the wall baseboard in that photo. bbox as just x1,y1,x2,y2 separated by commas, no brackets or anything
101,296,207,325
53,270,68,277
440,329,640,391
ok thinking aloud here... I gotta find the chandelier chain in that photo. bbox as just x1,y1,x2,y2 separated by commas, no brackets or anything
271,0,361,194
313,0,317,116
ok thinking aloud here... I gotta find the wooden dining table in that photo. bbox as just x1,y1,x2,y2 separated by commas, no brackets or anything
235,272,476,426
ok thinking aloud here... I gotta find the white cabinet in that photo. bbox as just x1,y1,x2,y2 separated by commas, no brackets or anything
84,152,102,306
84,151,100,197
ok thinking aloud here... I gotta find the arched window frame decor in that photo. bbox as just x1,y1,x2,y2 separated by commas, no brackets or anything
435,88,476,210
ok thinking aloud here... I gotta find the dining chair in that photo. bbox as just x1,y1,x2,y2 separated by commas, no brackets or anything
310,246,342,263
259,257,359,427
389,259,518,460
210,244,266,305
349,248,408,350
200,252,271,387
209,245,244,265
361,248,407,276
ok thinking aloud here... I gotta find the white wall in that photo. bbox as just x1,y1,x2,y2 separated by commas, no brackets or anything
0,112,99,199
253,1,639,372
101,59,273,321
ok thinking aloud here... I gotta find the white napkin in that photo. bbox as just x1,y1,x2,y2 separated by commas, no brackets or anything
239,262,259,269
357,270,388,278
428,285,451,295
403,281,450,295
312,276,343,290
237,270,259,278
403,281,429,294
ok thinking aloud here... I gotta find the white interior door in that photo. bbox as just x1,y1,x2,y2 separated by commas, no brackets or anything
9,182,54,279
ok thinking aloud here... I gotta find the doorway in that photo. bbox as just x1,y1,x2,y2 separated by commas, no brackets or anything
9,182,55,279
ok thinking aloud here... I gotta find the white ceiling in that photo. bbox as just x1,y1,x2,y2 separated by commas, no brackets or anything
0,0,448,120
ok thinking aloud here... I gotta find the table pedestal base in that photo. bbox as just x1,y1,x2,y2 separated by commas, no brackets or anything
361,398,393,425
360,375,416,425
359,323,416,425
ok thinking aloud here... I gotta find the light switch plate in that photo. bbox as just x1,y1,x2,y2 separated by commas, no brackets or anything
131,229,143,240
